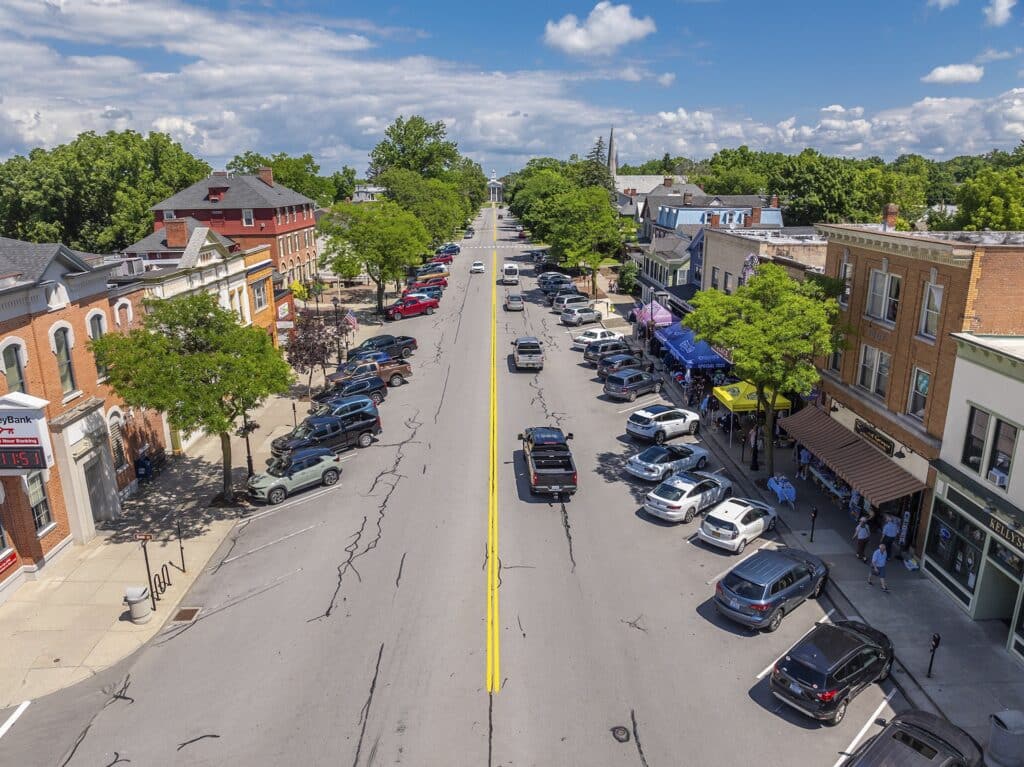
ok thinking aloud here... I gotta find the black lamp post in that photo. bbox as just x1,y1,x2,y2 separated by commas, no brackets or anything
237,412,258,478
332,296,344,365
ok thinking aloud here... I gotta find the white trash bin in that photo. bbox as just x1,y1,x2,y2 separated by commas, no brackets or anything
989,710,1024,767
123,586,152,624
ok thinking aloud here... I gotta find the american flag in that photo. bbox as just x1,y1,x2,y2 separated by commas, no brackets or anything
344,310,358,329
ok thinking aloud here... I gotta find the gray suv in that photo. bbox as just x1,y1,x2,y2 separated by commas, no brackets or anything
713,548,828,632
247,447,343,505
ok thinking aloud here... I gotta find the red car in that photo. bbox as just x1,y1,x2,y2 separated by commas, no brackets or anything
407,276,448,291
430,253,454,264
388,296,439,320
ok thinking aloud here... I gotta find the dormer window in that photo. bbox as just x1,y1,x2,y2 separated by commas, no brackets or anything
163,210,175,221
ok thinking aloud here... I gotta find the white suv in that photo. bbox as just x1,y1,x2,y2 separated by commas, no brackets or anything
572,328,622,348
698,498,777,553
626,404,701,442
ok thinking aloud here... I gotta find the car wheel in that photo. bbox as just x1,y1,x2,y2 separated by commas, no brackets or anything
654,431,666,444
689,420,700,435
595,312,602,322
811,576,827,599
683,506,696,524
736,538,747,554
653,382,662,394
268,487,287,505
765,608,784,633
390,312,401,321
322,469,340,487
878,658,892,682
426,306,435,315
401,347,412,358
696,456,708,469
371,392,383,405
389,374,404,387
357,432,374,448
628,390,637,402
828,700,848,727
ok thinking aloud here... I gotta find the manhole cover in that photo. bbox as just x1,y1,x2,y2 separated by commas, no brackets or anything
172,607,200,623
611,726,630,743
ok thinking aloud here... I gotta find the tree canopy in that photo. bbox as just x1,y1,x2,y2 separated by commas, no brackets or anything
227,150,340,207
378,167,468,246
367,115,460,179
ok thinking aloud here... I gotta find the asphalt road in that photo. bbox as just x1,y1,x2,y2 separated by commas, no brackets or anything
1,206,905,766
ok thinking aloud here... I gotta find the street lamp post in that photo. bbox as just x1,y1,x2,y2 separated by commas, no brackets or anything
332,297,344,365
237,412,258,478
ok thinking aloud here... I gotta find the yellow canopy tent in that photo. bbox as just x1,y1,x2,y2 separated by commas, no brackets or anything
712,381,792,413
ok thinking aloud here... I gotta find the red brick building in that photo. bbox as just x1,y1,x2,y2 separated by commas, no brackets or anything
149,167,317,285
0,238,165,603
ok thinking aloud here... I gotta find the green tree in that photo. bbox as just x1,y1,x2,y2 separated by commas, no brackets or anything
952,166,1024,230
319,201,430,313
546,186,622,295
617,260,639,293
329,167,358,202
227,151,335,207
378,168,466,246
510,169,573,242
0,130,209,252
572,136,614,193
91,293,292,501
367,115,460,179
441,156,488,212
686,264,837,475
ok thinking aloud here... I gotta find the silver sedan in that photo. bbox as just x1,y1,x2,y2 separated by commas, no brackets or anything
624,443,710,482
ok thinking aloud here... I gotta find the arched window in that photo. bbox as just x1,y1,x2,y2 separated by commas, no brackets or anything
108,412,127,468
88,311,108,379
2,343,26,393
54,327,76,394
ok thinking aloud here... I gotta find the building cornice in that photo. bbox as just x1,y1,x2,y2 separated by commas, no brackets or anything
815,225,974,268
954,335,1024,384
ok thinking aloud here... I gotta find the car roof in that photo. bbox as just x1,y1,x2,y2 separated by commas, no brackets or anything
637,404,673,416
516,336,541,344
733,548,815,585
661,471,704,488
786,623,871,671
530,427,567,444
602,353,635,363
876,711,983,764
707,498,768,521
285,446,333,460
328,394,373,406
306,415,343,427
345,376,386,388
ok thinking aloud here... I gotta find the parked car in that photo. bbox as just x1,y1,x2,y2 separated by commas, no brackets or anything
841,710,983,766
330,358,412,387
407,276,448,291
470,260,486,273
308,394,378,420
713,547,829,632
463,228,474,239
643,470,731,523
436,243,460,256
247,447,343,505
583,338,631,365
511,336,544,370
538,275,572,293
625,443,711,481
573,328,622,349
430,253,454,265
596,354,650,380
545,285,581,304
387,295,439,320
505,294,525,312
347,334,417,361
603,369,662,401
345,350,392,364
312,376,388,406
415,264,450,279
270,411,381,458
770,621,894,726
518,427,577,496
698,498,777,553
626,404,701,441
561,306,602,326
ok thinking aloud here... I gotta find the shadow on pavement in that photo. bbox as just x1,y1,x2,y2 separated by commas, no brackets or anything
747,678,823,730
694,597,762,638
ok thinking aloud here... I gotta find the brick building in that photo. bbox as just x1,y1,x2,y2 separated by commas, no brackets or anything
0,238,166,603
780,212,1024,557
700,227,827,295
149,168,317,286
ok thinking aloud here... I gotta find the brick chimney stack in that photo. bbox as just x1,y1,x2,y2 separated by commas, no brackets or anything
664,176,673,187
710,213,721,228
769,194,779,208
682,191,694,206
748,207,762,227
258,166,274,187
883,203,899,231
164,219,189,249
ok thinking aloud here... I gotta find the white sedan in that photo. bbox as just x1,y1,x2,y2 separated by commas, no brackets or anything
625,443,710,481
643,471,733,523
697,498,777,553
572,328,622,349
470,261,485,273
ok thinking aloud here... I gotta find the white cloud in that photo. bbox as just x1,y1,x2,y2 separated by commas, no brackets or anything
921,63,985,83
984,0,1017,25
820,104,865,116
544,2,656,56
927,0,959,8
975,47,1016,63
657,72,676,87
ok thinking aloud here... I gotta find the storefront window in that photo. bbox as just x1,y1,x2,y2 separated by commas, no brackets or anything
27,472,53,533
987,420,1017,490
961,407,990,474
926,499,984,595
989,539,1024,580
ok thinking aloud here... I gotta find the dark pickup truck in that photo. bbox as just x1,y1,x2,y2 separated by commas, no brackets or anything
518,427,578,497
329,358,412,387
347,334,417,361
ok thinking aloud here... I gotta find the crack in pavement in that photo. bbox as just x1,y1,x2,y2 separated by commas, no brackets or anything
176,734,220,751
527,374,566,429
395,551,407,589
631,709,650,767
452,279,473,346
308,516,367,621
434,365,451,424
352,643,385,767
59,723,93,766
487,693,495,767
517,614,526,638
621,615,649,633
103,674,134,707
103,753,130,766
558,501,577,573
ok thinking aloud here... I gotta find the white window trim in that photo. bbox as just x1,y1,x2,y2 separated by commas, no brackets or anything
47,320,76,355
84,308,109,337
865,268,901,323
163,210,175,221
107,408,129,470
0,336,29,372
908,367,930,420
857,343,891,398
919,282,943,339
242,208,254,227
113,298,134,327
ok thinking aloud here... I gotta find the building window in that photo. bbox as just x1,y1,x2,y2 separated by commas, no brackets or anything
919,283,943,338
711,267,720,289
242,208,254,227
961,407,990,473
723,272,733,294
54,327,76,394
88,313,107,379
163,210,175,221
27,472,52,533
908,368,930,420
838,260,853,307
857,344,891,398
988,420,1018,490
829,347,843,374
866,269,902,323
109,413,127,469
276,208,282,225
0,516,7,551
2,344,26,393
253,279,268,311
926,499,984,596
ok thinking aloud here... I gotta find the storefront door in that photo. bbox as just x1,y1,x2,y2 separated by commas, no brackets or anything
84,457,116,523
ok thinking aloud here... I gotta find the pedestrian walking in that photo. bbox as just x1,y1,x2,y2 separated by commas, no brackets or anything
853,517,871,561
798,446,811,480
867,543,889,591
881,515,900,558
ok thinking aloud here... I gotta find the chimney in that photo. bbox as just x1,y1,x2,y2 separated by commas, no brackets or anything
664,176,673,188
212,170,228,177
748,207,762,227
710,213,721,228
769,194,779,208
625,188,636,197
882,203,899,231
682,191,694,206
258,166,274,187
164,219,189,249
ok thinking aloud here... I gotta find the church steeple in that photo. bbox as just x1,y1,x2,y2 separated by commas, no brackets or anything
607,126,617,176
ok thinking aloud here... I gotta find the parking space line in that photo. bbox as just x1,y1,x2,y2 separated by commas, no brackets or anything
222,523,323,565
0,701,30,740
755,608,836,679
704,541,773,585
616,397,663,414
238,485,339,525
832,690,895,767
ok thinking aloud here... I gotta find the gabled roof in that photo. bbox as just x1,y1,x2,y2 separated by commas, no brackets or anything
0,236,98,286
152,173,313,211
125,217,236,254
614,175,688,195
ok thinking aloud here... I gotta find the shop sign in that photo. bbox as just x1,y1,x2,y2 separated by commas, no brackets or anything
0,392,54,476
0,549,17,575
988,516,1024,553
854,419,894,457
277,303,290,319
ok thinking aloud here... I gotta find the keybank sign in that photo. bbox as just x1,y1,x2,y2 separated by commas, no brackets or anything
0,391,55,476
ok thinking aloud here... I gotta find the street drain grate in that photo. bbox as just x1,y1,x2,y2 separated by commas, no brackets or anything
172,607,200,623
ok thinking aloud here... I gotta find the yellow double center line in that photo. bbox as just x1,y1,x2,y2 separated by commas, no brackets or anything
486,201,501,693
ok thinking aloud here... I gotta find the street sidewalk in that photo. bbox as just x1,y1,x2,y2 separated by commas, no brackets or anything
597,273,1024,748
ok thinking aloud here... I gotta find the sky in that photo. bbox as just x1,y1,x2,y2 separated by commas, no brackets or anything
0,0,1023,175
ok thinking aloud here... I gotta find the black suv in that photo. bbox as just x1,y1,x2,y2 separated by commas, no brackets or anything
597,353,651,380
583,338,631,365
770,620,894,726
312,375,388,406
270,412,381,458
842,710,983,766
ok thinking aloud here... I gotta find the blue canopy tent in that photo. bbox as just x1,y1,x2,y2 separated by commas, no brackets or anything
655,324,728,370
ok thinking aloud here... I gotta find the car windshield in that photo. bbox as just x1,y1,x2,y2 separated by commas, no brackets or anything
652,482,684,501
292,425,312,439
777,658,828,688
638,447,669,463
266,459,289,478
722,572,767,600
310,404,330,417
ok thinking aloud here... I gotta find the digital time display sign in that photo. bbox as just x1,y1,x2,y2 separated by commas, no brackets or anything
0,447,47,470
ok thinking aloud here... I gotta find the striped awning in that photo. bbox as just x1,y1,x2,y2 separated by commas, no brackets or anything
779,407,927,507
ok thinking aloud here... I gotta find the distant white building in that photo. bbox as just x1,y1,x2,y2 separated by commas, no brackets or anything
352,184,386,203
488,171,503,203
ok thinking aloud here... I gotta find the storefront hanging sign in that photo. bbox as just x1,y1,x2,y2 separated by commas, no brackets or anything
854,419,895,457
0,392,54,476
988,516,1024,553
0,549,17,575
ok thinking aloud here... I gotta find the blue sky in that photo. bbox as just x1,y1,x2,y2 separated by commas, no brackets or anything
0,0,1022,174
